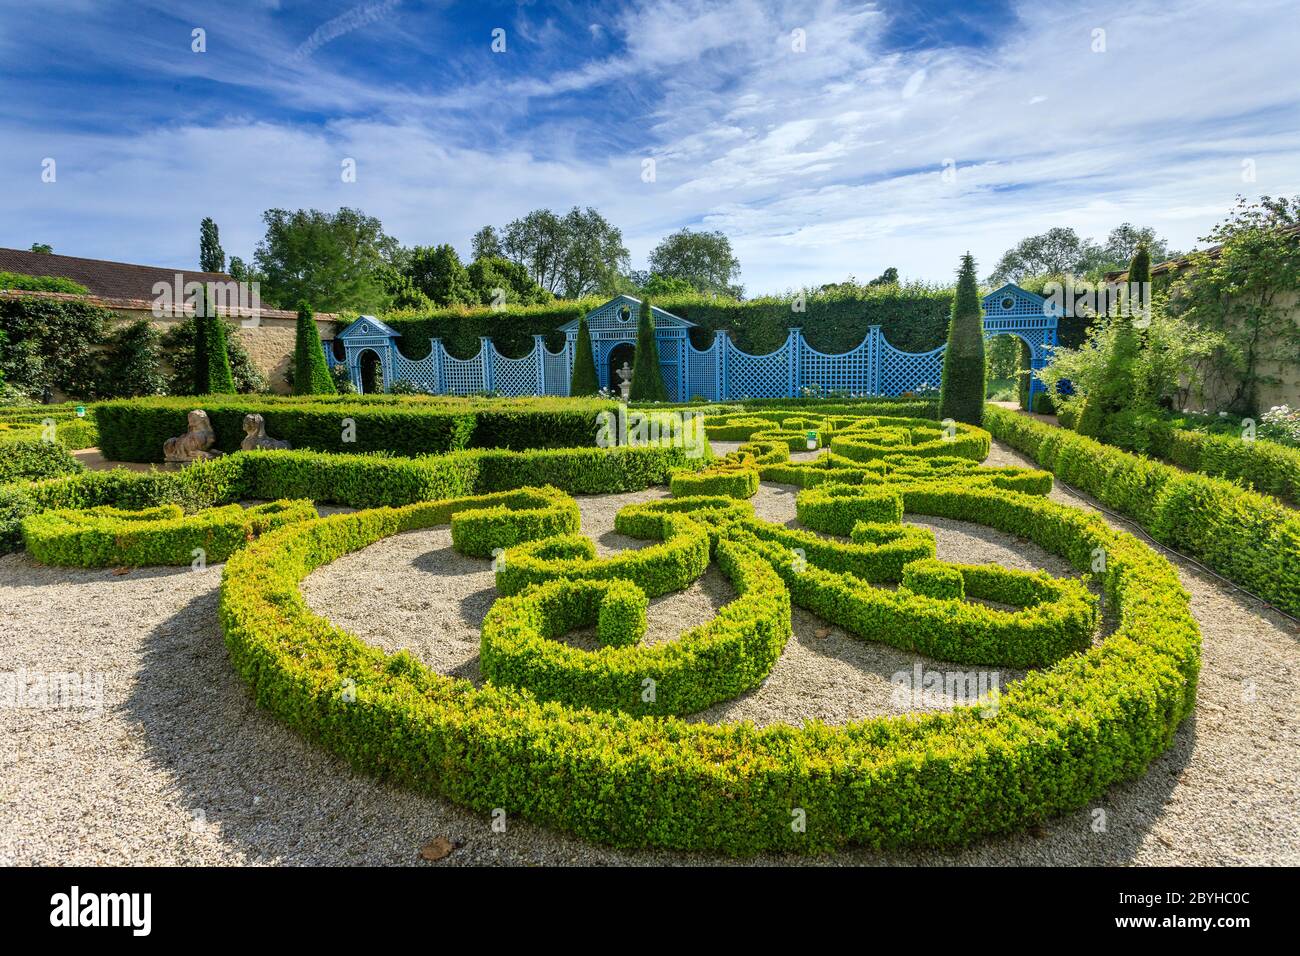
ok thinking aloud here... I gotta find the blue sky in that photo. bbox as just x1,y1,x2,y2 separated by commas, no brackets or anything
1,0,1297,292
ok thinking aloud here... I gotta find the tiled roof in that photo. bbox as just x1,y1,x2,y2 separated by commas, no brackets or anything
0,247,233,300
0,288,338,323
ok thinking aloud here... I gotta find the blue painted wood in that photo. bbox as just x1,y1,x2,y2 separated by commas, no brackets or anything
326,286,1057,400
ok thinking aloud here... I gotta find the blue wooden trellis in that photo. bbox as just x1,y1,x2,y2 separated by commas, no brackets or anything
323,286,1056,401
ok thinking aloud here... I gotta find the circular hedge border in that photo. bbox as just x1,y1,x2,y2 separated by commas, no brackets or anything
219,478,1199,854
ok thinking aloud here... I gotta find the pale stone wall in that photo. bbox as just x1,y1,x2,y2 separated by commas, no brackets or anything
104,304,340,394
1189,290,1300,413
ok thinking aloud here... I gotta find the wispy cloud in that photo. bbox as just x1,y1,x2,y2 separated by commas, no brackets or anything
293,0,402,61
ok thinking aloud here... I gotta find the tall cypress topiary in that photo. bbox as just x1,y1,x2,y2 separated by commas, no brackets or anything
203,291,237,394
293,301,338,395
192,292,211,394
629,298,669,402
1077,242,1146,437
938,253,986,426
569,313,599,396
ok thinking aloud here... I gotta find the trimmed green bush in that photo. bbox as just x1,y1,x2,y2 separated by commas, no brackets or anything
218,473,1197,853
629,298,669,402
901,558,964,600
93,395,620,461
795,484,904,535
596,579,648,647
669,452,759,498
569,314,599,396
293,302,338,396
482,538,790,716
22,499,315,567
448,487,580,558
938,254,986,426
985,403,1300,615
0,438,84,484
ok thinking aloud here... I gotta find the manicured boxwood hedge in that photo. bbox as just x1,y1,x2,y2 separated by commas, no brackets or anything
985,403,1300,616
218,475,1198,853
0,443,704,555
22,499,316,567
93,395,620,462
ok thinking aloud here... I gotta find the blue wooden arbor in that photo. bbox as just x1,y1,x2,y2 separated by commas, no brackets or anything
323,286,1056,401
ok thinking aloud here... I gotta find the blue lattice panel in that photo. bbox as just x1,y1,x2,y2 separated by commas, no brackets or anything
390,349,440,394
800,339,873,396
441,344,487,395
542,345,570,396
490,346,541,397
686,341,718,402
724,339,792,399
879,342,944,396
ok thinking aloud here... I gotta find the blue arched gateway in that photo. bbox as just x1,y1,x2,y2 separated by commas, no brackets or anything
324,286,1056,401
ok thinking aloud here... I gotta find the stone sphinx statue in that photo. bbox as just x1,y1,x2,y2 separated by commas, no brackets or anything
240,413,291,451
163,409,219,463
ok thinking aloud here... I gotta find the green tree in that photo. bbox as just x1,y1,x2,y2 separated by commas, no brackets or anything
629,298,669,402
472,225,504,261
407,244,474,306
569,314,599,396
253,207,399,313
648,228,741,296
292,301,338,396
467,255,551,306
29,243,52,255
500,207,630,297
98,319,166,398
200,217,226,272
1172,194,1300,415
637,273,696,297
195,293,236,394
1076,243,1146,436
938,253,986,425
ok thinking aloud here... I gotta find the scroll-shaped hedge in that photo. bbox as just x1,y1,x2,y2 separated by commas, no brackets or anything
481,538,791,716
219,481,1198,854
21,499,316,567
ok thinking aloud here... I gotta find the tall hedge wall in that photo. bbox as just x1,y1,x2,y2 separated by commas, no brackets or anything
379,287,957,360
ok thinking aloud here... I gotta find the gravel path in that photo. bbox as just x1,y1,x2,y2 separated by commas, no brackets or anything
1,439,1296,866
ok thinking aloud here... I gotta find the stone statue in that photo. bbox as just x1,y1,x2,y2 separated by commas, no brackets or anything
240,413,291,451
616,361,633,401
163,409,218,463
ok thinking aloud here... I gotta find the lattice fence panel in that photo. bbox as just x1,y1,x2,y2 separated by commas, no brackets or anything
542,345,570,396
800,339,873,396
490,346,541,397
390,349,440,394
725,339,791,399
879,342,944,396
686,341,718,401
441,346,487,395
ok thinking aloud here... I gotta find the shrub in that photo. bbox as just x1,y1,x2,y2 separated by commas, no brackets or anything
217,473,1197,853
21,499,316,567
569,314,599,396
795,484,904,535
292,302,338,396
596,579,648,648
98,319,167,398
448,487,581,558
938,254,986,426
985,403,1300,615
901,558,964,600
629,299,669,402
0,439,84,484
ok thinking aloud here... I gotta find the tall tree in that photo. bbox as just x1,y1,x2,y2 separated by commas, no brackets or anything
500,207,629,297
1077,243,1146,437
203,293,237,394
647,228,741,296
629,298,669,402
407,244,475,306
472,225,504,261
292,301,338,396
939,254,986,426
569,314,599,396
467,256,551,306
253,207,399,313
200,217,226,272
988,227,1099,284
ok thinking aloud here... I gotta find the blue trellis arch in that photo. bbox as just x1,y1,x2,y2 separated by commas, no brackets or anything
320,286,1056,401
557,295,693,400
980,283,1058,401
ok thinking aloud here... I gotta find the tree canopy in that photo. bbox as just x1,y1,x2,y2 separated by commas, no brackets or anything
647,228,742,296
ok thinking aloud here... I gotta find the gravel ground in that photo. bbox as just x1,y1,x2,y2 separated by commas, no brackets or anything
1,439,1296,866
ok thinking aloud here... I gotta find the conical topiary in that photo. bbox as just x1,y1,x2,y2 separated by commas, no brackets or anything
938,253,986,426
629,298,669,402
570,313,599,396
1077,242,1146,437
203,291,237,394
293,301,338,395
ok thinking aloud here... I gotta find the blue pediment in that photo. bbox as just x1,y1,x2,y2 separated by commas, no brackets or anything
981,283,1053,317
558,295,695,334
338,315,401,340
